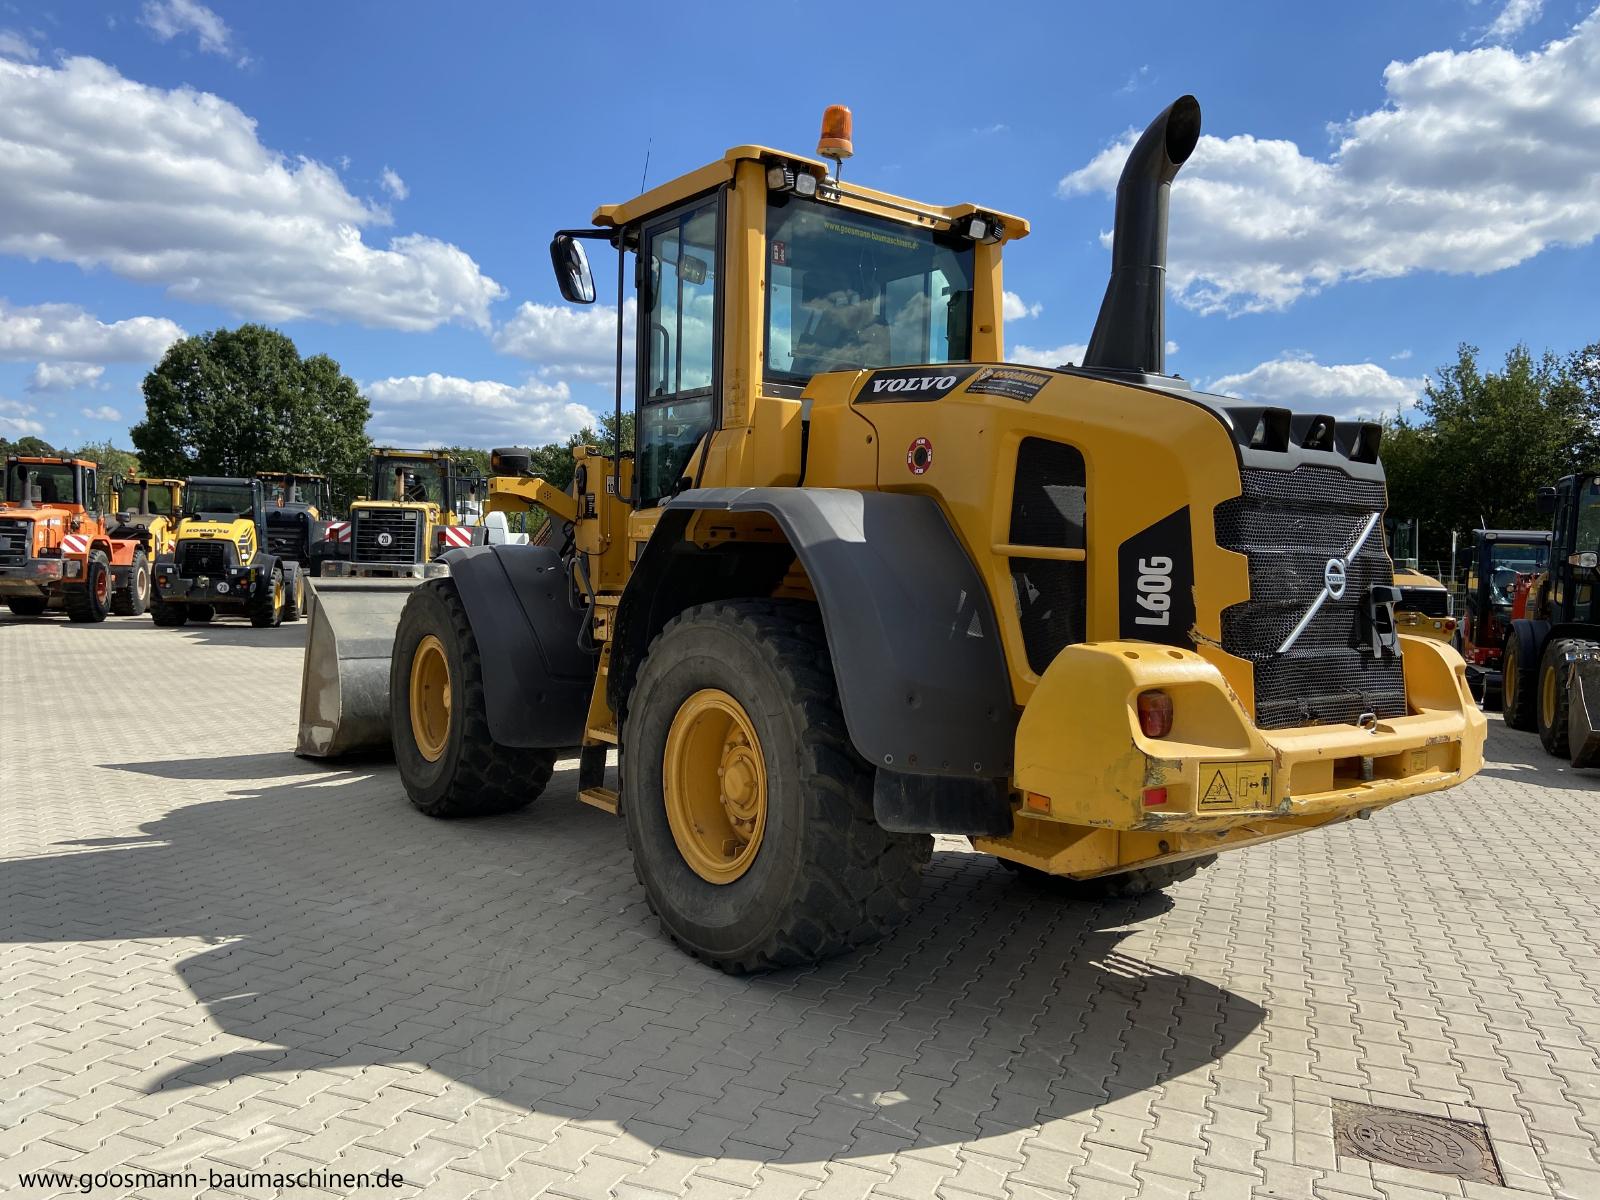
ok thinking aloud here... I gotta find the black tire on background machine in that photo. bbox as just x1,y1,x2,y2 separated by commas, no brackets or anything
7,595,48,616
621,599,931,974
111,549,150,616
1502,632,1538,731
64,549,112,622
1536,637,1597,758
249,566,285,628
390,577,556,818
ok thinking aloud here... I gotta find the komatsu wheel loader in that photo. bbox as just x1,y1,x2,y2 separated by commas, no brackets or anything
299,98,1486,971
151,476,306,627
0,455,116,620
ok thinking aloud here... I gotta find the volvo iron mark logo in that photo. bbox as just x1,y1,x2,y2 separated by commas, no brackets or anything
376,531,393,548
1323,558,1347,599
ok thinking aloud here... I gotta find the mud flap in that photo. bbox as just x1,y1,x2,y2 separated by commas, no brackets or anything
1568,657,1600,768
296,577,420,757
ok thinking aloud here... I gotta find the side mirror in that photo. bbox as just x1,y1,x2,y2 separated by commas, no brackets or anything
550,234,596,304
1536,486,1557,516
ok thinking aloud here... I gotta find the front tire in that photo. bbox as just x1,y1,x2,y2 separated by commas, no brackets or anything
249,566,285,628
7,596,48,617
283,569,304,622
1536,638,1595,758
622,600,930,974
1503,632,1538,731
65,550,112,622
111,550,150,616
390,578,556,817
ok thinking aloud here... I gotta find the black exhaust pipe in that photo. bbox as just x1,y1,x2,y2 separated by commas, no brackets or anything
1082,95,1201,377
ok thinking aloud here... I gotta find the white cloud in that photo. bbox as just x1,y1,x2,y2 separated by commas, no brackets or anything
380,167,408,201
493,298,637,380
1482,0,1543,43
0,56,504,331
81,404,120,421
0,301,184,363
28,362,105,392
0,28,38,60
1002,291,1042,321
1208,355,1426,419
1391,349,1413,361
1060,9,1600,315
973,123,1009,136
140,0,242,64
0,397,44,437
1119,64,1150,94
1009,341,1089,367
364,373,599,448
1165,339,1179,356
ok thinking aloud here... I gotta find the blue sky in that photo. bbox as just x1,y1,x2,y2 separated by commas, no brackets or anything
1,0,1597,450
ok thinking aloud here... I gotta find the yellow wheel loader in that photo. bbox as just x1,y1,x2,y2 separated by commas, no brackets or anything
314,450,484,579
106,476,183,616
1384,518,1456,645
151,477,306,627
300,98,1486,971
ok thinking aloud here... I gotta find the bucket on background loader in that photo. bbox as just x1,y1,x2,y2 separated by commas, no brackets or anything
1568,657,1600,768
296,576,421,757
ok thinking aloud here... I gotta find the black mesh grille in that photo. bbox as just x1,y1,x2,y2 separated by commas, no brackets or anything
1398,586,1451,617
353,509,422,564
1216,466,1406,729
178,540,229,576
1009,439,1087,674
0,518,29,560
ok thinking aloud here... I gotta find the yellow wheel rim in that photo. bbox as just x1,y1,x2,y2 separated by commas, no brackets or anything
274,576,285,613
1541,659,1558,729
663,688,768,884
409,634,451,762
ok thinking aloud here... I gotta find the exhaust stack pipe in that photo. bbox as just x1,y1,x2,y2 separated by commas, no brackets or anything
1082,95,1202,377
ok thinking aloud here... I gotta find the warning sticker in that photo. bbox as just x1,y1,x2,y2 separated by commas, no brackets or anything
1198,761,1273,811
964,365,1052,403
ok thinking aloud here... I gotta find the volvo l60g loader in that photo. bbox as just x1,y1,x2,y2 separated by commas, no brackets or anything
152,476,306,627
0,455,116,620
302,99,1486,971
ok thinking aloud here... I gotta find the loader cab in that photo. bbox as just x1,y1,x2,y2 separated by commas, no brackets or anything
115,477,182,521
1543,474,1600,625
179,477,266,552
3,456,98,513
369,452,456,514
258,472,329,519
552,141,1025,510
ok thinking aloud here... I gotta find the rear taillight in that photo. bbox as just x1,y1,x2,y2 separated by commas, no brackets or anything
1137,690,1173,738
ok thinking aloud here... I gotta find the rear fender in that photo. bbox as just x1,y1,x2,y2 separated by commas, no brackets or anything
622,487,1017,833
445,544,598,748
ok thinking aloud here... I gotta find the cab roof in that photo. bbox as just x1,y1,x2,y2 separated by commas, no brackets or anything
187,476,254,487
592,145,1029,242
372,448,451,461
7,455,98,468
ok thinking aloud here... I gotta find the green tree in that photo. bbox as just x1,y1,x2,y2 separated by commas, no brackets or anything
132,324,372,488
0,435,58,458
1383,343,1598,568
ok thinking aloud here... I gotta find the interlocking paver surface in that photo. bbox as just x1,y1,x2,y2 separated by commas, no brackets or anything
3,613,1598,1199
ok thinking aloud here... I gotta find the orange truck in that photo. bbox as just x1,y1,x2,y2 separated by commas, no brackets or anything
0,455,120,620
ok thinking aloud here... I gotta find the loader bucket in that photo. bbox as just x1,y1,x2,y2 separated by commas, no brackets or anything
296,577,419,758
1568,658,1600,769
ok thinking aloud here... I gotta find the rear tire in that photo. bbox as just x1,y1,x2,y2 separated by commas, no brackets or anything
1536,638,1596,758
621,600,930,973
249,566,285,628
283,569,304,621
391,577,556,817
188,602,214,623
1005,855,1216,897
65,550,112,622
111,550,150,616
1503,633,1538,731
7,596,47,617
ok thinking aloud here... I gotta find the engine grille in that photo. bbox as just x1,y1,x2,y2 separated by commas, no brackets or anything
1216,465,1407,729
353,509,422,564
178,539,230,577
0,518,30,561
1398,586,1452,617
1009,438,1087,674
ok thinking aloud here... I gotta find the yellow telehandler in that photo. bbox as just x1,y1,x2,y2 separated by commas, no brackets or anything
300,99,1485,971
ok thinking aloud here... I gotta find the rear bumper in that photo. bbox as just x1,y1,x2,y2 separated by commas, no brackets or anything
322,559,446,580
981,635,1485,873
154,564,254,604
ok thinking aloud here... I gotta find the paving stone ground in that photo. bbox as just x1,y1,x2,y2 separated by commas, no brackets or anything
2,611,1598,1200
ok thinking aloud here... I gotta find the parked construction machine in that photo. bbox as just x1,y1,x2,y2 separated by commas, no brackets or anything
1499,477,1600,761
1457,527,1550,702
1384,517,1456,647
151,476,305,627
105,475,184,616
314,450,483,579
257,471,332,574
299,99,1486,971
0,455,116,620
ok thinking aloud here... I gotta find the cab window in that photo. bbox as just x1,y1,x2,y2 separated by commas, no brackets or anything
637,198,720,506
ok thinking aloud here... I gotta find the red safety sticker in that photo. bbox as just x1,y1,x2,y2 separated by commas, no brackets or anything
772,240,788,265
906,437,934,475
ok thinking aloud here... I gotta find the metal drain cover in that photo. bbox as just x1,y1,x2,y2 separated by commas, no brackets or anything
1333,1100,1502,1185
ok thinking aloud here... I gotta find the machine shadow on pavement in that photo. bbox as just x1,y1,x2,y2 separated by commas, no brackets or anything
2,753,1265,1165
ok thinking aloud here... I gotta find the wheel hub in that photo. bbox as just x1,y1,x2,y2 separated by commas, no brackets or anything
409,634,452,762
664,689,768,884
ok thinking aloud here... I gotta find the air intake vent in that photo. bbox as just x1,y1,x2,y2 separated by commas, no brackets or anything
1009,438,1087,675
354,509,422,564
179,540,229,577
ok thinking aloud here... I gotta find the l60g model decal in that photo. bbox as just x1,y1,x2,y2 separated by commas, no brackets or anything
1119,507,1195,647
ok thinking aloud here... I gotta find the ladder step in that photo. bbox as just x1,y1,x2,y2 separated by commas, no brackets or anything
585,725,618,744
578,787,620,815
